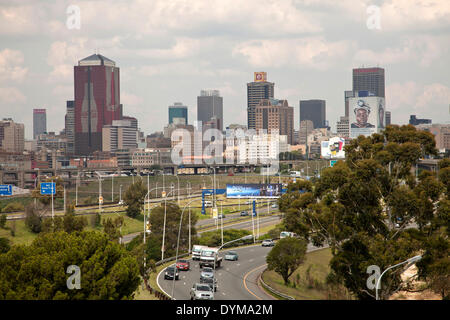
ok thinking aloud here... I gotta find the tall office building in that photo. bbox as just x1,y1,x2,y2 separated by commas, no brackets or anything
102,119,137,152
299,100,326,129
169,102,188,125
197,90,223,132
65,101,75,154
385,111,391,126
74,54,122,155
0,118,24,153
254,99,294,145
352,67,385,98
33,109,47,139
344,91,354,117
299,120,314,145
247,72,274,130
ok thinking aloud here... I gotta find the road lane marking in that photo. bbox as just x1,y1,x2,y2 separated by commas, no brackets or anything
243,264,267,300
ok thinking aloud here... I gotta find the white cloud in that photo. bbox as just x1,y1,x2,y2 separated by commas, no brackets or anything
381,0,450,31
353,35,447,67
0,87,27,104
386,81,450,122
233,38,355,70
0,49,28,82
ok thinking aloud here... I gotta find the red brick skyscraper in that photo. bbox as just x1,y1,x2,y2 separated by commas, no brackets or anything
74,54,122,155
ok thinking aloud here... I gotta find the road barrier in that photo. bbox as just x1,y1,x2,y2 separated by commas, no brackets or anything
259,270,295,300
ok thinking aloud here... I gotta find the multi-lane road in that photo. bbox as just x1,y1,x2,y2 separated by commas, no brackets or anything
157,242,324,300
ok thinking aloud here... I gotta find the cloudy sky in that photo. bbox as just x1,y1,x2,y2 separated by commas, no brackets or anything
1,0,449,139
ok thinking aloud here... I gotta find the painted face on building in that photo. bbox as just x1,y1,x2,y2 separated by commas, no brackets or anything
356,108,369,126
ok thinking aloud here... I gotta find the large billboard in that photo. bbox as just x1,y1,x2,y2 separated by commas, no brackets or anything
254,72,267,82
321,137,345,159
226,184,282,198
349,96,385,139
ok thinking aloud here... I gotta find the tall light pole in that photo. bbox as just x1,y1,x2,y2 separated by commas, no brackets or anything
95,171,103,213
119,184,122,203
75,171,80,206
376,255,422,300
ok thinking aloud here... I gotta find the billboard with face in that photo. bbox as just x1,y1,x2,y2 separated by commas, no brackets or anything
349,97,385,138
321,137,345,159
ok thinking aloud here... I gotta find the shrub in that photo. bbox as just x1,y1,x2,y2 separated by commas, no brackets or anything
1,202,24,213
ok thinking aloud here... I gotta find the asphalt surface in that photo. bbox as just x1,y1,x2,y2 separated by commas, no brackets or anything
157,241,325,300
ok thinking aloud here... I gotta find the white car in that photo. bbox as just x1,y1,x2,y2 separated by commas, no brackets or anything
190,283,214,300
262,239,275,247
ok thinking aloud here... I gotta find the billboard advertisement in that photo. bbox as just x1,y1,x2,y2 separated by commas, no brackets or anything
349,96,385,138
254,72,267,82
321,137,345,159
226,184,282,198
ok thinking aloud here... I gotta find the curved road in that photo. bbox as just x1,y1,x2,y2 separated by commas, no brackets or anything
156,242,324,300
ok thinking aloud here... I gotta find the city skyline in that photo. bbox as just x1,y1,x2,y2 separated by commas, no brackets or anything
0,0,449,139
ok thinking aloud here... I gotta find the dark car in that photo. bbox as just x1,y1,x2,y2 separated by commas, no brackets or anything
176,259,190,271
200,276,218,292
164,266,179,280
240,211,248,216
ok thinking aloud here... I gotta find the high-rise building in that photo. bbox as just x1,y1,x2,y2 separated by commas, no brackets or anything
352,67,385,98
299,120,314,145
65,101,75,154
123,116,138,129
254,99,294,145
344,91,354,118
336,116,350,137
169,103,188,125
197,90,223,132
102,119,137,153
409,115,431,126
247,72,274,130
33,109,47,139
74,54,122,156
299,100,326,129
0,118,24,153
385,111,391,126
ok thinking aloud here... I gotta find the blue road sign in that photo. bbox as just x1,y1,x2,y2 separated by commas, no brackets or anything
40,182,56,195
0,185,12,196
330,160,337,167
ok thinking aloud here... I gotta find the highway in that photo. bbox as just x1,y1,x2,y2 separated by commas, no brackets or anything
156,242,325,300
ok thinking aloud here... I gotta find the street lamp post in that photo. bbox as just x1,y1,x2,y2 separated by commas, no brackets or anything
95,172,103,214
119,184,122,203
376,255,422,300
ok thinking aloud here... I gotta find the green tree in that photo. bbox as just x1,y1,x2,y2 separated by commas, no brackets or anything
0,231,140,300
0,214,6,229
24,203,44,233
147,202,198,260
266,237,307,285
279,125,447,299
123,180,147,218
103,216,124,242
0,237,10,254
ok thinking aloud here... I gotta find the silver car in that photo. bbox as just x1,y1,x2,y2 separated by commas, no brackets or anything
190,283,214,300
200,267,214,280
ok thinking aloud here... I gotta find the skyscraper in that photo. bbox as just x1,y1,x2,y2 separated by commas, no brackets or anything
33,109,47,139
255,99,294,145
385,111,391,126
65,101,75,154
352,67,385,98
0,118,24,153
247,72,274,130
197,90,223,132
169,102,188,125
299,100,326,129
74,54,122,155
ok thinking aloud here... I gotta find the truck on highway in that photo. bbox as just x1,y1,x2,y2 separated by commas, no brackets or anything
192,245,208,261
280,231,297,239
199,247,222,269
